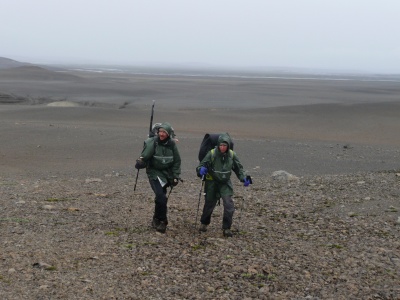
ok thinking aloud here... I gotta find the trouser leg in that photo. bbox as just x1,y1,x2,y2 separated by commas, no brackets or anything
149,179,168,222
221,195,235,230
200,197,218,225
200,181,217,225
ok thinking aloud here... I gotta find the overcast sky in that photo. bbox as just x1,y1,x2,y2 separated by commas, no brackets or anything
2,0,400,73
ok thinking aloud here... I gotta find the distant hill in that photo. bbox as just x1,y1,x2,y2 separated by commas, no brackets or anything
0,65,81,81
0,56,67,71
0,57,34,69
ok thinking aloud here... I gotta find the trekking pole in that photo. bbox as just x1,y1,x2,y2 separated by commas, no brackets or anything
237,193,245,233
133,169,140,192
194,175,205,236
148,100,155,137
167,186,173,199
237,175,252,233
133,100,155,193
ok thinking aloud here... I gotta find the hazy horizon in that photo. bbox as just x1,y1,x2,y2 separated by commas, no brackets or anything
3,56,400,79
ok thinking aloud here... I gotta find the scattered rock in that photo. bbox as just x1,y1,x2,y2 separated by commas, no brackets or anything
32,262,54,270
85,178,103,183
272,170,299,181
42,205,55,210
1,171,399,299
67,207,80,211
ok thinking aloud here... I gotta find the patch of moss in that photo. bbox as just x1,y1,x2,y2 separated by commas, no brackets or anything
140,271,152,276
327,244,344,249
267,274,276,281
105,227,126,237
123,243,135,249
0,274,11,284
142,241,158,246
192,244,206,251
105,231,119,236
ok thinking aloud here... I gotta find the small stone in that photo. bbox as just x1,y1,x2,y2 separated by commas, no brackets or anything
247,267,258,274
42,205,55,210
272,170,299,181
85,178,103,183
67,207,80,211
33,262,52,269
206,286,215,292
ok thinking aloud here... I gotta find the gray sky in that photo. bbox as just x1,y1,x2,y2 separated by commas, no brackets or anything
2,0,400,73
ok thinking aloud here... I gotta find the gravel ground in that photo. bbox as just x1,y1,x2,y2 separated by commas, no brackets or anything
1,170,399,299
1,67,400,299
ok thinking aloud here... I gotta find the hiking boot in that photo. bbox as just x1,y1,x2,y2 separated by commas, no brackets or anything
151,218,161,229
156,221,167,233
223,229,233,237
199,224,208,232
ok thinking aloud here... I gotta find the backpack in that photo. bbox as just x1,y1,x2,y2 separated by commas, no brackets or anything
198,133,234,162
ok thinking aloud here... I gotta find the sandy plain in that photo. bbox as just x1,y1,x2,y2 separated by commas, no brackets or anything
1,67,400,178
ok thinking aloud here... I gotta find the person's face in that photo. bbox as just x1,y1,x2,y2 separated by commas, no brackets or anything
219,143,228,153
158,129,169,141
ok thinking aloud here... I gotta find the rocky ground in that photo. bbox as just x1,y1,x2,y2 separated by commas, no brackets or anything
1,66,400,299
1,170,399,299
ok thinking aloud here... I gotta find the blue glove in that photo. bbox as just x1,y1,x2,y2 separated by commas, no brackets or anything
244,178,251,187
199,166,208,176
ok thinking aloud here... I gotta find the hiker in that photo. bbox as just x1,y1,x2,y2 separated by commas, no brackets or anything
150,122,179,142
196,133,251,237
135,122,181,233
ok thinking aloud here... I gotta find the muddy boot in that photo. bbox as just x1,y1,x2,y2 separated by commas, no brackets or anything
151,218,161,229
223,229,233,237
199,224,208,232
156,220,168,233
